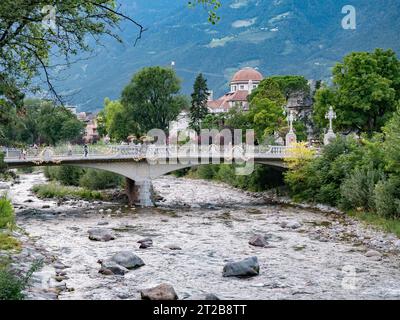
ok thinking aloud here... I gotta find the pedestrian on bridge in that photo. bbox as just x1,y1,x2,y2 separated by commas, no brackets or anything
21,148,27,160
84,144,89,158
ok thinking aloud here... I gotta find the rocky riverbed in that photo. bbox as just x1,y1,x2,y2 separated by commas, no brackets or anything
4,172,400,300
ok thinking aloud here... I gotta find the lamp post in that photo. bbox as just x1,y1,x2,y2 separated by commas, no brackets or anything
324,106,337,145
285,110,297,146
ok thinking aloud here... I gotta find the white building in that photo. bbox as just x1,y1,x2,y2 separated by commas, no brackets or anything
169,110,190,137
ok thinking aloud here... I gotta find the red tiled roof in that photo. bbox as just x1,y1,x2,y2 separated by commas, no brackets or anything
207,90,249,111
231,67,263,83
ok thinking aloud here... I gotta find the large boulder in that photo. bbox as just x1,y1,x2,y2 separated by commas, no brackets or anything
205,293,220,300
0,183,10,190
110,251,145,269
140,284,179,300
249,235,270,248
88,228,116,242
281,220,302,230
223,257,260,278
99,260,129,276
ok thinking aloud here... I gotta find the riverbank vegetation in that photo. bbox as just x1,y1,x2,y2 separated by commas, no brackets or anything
32,183,106,201
44,166,123,190
186,165,284,192
284,49,400,235
0,196,24,300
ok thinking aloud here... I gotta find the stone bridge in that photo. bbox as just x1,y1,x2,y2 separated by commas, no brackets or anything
3,145,296,207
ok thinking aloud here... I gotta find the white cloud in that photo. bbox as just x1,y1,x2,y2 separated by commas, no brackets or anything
206,36,235,48
230,0,249,9
232,18,257,28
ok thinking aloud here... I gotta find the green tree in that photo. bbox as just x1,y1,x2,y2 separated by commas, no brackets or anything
37,102,84,145
101,98,136,141
247,98,285,142
121,66,186,134
268,75,310,99
249,78,286,107
314,49,400,135
382,105,400,174
189,73,209,133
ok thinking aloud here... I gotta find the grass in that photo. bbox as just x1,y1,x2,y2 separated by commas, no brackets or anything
0,233,21,251
32,183,107,201
0,196,16,229
0,268,26,300
0,260,44,301
348,210,400,237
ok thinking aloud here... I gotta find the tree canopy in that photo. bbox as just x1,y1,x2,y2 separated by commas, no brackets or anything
119,66,187,136
0,0,220,105
0,99,83,146
313,49,400,135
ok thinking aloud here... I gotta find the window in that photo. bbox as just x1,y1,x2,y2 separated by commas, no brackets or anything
232,85,237,92
240,85,245,90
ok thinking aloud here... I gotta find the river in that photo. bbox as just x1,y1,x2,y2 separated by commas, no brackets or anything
6,172,400,300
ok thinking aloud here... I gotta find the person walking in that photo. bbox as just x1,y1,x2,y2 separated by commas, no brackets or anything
83,144,89,158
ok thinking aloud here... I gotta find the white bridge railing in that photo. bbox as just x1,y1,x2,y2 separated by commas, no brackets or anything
2,144,294,163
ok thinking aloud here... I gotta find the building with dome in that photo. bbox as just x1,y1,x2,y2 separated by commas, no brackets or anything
207,67,263,113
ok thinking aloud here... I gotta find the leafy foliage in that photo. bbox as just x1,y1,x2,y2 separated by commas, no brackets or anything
188,0,221,24
32,183,105,201
374,176,400,218
192,164,284,192
382,106,400,174
0,260,43,301
98,99,135,142
0,0,149,104
120,66,187,135
340,166,384,211
44,166,122,190
0,99,83,146
0,268,25,300
0,196,15,229
79,169,123,190
313,49,400,135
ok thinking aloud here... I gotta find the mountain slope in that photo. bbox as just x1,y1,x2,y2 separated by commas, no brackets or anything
53,0,400,111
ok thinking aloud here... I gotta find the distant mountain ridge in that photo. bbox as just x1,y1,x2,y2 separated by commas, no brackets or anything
53,0,400,112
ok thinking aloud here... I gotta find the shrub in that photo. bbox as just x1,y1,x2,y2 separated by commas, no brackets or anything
0,152,8,174
285,137,362,206
32,183,105,201
0,233,21,251
79,169,123,190
340,166,384,211
0,197,15,229
374,176,400,218
17,167,34,174
0,268,25,300
196,165,219,180
0,260,43,300
55,166,83,186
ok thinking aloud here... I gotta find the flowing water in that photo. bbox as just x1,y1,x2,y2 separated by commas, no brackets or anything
6,172,400,300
